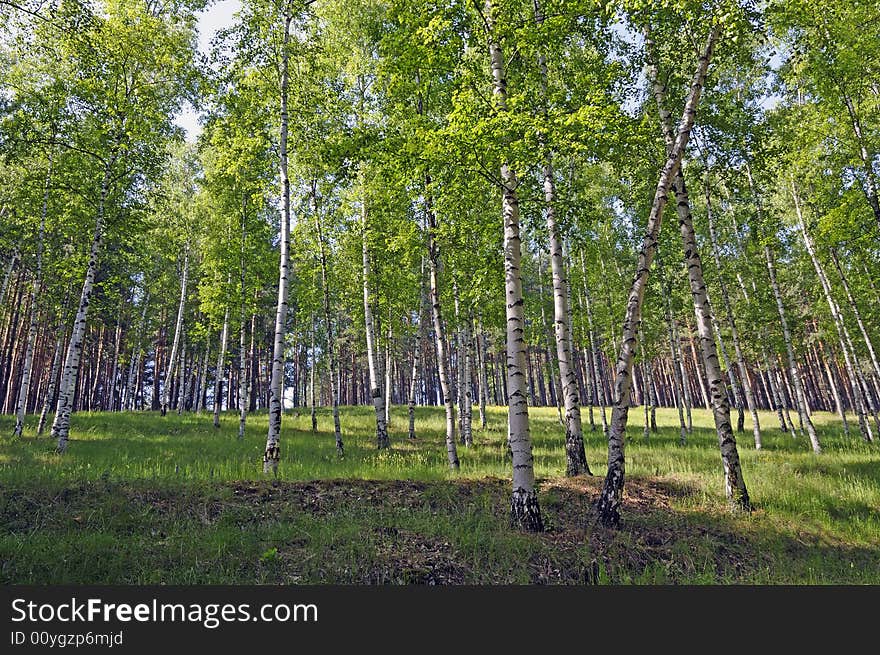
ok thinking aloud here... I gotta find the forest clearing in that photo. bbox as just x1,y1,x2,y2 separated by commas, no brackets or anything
2,406,878,584
2,0,880,590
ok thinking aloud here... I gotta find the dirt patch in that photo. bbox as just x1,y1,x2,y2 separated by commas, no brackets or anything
4,475,843,583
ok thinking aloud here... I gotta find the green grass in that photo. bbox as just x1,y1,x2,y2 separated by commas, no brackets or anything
1,405,878,584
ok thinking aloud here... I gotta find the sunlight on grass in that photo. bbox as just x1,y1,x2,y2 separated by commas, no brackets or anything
1,404,878,583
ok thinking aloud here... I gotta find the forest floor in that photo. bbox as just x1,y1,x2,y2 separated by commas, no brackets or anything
1,406,878,584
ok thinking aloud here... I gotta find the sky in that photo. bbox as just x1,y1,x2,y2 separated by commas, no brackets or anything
173,0,241,142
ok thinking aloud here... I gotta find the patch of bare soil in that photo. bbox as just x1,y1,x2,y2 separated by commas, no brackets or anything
217,475,746,584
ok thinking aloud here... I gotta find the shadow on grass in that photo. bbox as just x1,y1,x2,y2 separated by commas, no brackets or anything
1,476,877,585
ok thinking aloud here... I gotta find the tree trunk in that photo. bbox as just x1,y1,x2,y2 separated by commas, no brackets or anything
597,26,719,527
176,333,188,414
705,177,761,447
214,305,230,429
830,249,880,382
645,33,748,505
791,182,867,446
312,181,343,454
52,161,114,453
670,175,749,508
161,246,189,416
485,0,542,530
580,254,608,435
309,314,317,433
453,282,473,447
37,328,64,434
425,174,459,469
840,90,880,231
264,11,293,475
361,173,390,450
820,340,849,435
661,269,688,444
13,155,50,437
476,318,488,429
108,298,123,411
764,241,823,451
546,181,591,473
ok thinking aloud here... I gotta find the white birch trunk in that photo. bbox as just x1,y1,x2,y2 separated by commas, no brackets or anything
408,260,428,440
214,305,230,429
194,333,209,414
477,318,489,428
264,11,293,474
580,254,608,435
37,330,64,434
161,246,189,416
425,174,459,469
238,314,249,439
52,162,114,453
705,178,761,447
123,290,150,412
175,333,188,414
309,315,317,433
361,175,389,450
486,0,542,530
545,163,589,474
0,250,18,308
238,200,249,439
829,249,880,383
764,241,823,452
597,27,719,527
312,181,343,454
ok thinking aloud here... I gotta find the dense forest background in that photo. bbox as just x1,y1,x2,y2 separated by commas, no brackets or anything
1,0,879,538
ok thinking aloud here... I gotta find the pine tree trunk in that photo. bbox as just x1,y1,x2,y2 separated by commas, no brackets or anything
597,26,719,527
13,156,50,437
264,11,293,475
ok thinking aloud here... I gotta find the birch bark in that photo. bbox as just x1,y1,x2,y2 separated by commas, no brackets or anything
53,160,115,453
485,0,541,530
264,10,294,474
597,27,719,527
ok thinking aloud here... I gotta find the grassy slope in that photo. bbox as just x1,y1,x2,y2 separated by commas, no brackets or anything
1,406,878,584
